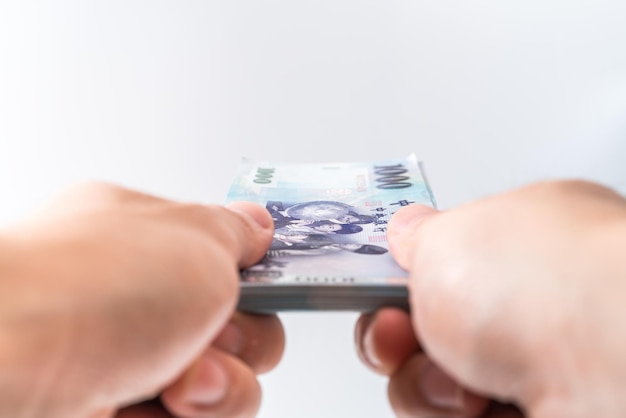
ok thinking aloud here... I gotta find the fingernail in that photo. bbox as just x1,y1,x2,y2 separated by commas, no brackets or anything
419,361,464,410
213,322,244,355
227,202,273,229
185,353,229,405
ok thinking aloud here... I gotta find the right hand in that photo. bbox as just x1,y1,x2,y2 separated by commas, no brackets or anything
355,180,626,418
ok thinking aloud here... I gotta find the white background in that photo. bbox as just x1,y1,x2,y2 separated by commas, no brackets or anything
1,1,625,417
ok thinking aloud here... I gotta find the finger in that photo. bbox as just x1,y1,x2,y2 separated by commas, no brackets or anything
355,308,420,375
212,312,285,374
89,408,116,418
388,353,490,418
169,202,274,268
387,204,439,270
223,201,275,267
94,203,273,406
161,348,261,418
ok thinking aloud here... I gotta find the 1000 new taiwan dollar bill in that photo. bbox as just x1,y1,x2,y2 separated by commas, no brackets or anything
225,154,436,312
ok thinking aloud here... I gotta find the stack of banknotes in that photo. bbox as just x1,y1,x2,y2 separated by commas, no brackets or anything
225,154,436,313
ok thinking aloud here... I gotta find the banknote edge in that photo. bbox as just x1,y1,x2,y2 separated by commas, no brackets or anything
418,160,438,209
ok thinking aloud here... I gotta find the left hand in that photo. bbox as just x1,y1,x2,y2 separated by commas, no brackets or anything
0,182,285,418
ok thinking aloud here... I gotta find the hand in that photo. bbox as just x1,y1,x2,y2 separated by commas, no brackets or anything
0,182,285,418
355,181,626,418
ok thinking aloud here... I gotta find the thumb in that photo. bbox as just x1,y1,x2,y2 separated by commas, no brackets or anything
224,201,275,268
387,204,439,270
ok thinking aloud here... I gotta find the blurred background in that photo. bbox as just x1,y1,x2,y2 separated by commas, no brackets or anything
1,1,625,417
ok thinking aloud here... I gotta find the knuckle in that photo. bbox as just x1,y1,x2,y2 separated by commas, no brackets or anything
525,179,611,198
175,203,229,226
61,180,124,198
179,204,246,247
59,181,159,208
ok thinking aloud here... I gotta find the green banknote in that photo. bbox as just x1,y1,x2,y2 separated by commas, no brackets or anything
225,154,436,312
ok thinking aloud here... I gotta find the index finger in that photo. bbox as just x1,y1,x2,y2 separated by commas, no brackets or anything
355,308,420,376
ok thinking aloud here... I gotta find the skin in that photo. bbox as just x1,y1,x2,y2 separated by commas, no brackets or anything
355,180,626,418
0,182,285,418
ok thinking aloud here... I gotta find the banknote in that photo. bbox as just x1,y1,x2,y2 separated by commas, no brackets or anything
225,154,436,312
